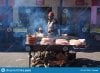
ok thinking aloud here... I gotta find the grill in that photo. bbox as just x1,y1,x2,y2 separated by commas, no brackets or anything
25,35,86,67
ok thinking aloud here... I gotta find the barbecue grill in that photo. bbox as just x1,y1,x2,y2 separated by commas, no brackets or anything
26,35,86,67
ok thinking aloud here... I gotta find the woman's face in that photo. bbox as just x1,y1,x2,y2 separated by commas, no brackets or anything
48,15,54,20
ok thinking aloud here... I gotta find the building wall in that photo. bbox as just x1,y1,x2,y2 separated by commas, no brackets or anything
91,6,97,25
91,6,100,26
0,0,99,26
12,0,92,22
96,6,100,26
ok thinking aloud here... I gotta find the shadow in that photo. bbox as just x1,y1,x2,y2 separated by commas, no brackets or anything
74,46,100,53
69,58,100,67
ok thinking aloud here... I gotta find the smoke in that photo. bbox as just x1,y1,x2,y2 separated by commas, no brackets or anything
61,7,91,35
77,8,91,22
14,0,25,7
27,8,47,34
12,0,49,35
63,8,71,18
14,0,36,7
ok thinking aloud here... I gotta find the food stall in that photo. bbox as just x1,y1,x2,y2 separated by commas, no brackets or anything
26,35,86,67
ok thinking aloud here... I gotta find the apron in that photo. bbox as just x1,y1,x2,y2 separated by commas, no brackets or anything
47,19,58,37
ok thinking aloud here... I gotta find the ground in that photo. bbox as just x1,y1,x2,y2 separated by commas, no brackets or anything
0,52,100,67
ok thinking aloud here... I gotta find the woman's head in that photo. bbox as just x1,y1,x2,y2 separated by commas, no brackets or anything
48,11,54,20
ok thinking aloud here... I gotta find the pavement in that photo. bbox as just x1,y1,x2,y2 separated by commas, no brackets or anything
0,52,29,67
0,52,100,67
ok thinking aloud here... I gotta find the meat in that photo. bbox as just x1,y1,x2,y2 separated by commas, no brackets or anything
26,34,85,46
55,39,69,45
69,39,85,46
78,39,85,43
40,38,85,46
40,38,55,45
26,35,36,45
40,38,69,45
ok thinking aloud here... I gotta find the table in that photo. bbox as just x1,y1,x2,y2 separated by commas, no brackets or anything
26,36,86,67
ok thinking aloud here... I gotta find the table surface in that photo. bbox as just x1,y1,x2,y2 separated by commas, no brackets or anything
25,36,86,52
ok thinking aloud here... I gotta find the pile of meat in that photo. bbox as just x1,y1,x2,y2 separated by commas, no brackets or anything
26,35,86,46
40,38,55,45
40,38,85,46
